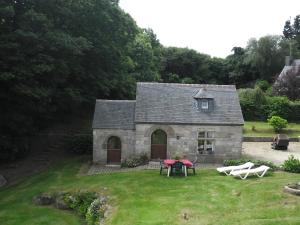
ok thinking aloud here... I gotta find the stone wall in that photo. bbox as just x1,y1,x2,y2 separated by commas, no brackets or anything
93,124,243,164
135,124,243,163
93,129,135,164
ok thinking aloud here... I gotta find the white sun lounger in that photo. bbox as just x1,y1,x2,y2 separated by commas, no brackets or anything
230,165,270,180
216,162,254,176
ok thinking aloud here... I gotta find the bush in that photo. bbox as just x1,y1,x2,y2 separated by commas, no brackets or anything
64,191,97,216
265,96,291,119
121,153,149,168
267,116,288,132
223,159,278,170
238,88,267,120
288,101,300,122
65,134,92,154
282,155,300,173
255,80,270,92
86,198,101,225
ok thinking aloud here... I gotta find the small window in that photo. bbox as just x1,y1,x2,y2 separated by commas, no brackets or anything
198,131,205,138
201,100,208,109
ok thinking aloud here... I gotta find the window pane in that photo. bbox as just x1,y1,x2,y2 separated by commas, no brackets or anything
107,136,121,149
206,140,213,151
198,132,205,138
198,140,205,151
202,100,208,109
207,131,214,138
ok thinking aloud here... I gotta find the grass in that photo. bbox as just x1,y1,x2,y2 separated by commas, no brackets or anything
0,158,300,225
244,121,300,137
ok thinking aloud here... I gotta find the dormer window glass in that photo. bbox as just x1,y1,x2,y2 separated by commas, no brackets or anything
201,100,208,109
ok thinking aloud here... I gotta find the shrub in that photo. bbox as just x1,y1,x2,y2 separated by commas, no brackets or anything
288,101,300,122
255,80,270,92
223,159,278,170
63,191,97,216
121,153,149,168
267,116,288,132
86,197,108,225
282,155,300,173
265,96,291,119
65,134,92,154
238,88,267,120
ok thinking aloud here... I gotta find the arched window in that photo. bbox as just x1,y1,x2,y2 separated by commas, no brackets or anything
107,136,121,150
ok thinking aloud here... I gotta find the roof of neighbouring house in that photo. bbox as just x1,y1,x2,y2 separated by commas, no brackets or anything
134,82,244,125
278,59,300,80
92,100,136,129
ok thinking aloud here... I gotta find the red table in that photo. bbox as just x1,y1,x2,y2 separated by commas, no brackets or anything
163,159,193,177
164,159,193,168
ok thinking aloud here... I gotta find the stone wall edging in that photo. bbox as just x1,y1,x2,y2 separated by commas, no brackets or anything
243,137,299,142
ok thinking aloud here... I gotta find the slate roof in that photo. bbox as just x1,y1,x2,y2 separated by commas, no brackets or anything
278,59,300,80
92,100,136,130
135,82,244,125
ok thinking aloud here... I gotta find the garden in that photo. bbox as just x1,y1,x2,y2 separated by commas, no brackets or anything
0,158,300,225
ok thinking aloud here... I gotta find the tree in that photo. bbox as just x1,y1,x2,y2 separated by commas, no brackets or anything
283,15,300,51
160,47,212,83
244,36,288,82
0,0,139,159
226,46,259,87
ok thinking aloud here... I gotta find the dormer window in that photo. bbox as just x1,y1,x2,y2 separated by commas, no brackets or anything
193,88,214,112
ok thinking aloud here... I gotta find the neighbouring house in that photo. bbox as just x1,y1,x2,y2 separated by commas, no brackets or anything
274,56,300,100
92,82,244,164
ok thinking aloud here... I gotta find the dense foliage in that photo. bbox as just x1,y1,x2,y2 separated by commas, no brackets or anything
239,85,300,121
223,158,278,170
282,155,300,173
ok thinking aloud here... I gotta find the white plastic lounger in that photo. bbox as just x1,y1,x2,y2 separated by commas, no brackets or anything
230,165,270,180
216,162,254,176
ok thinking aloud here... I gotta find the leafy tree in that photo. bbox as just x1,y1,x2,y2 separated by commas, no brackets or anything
160,47,211,83
267,116,288,132
244,36,288,82
128,29,161,82
0,0,139,159
226,46,259,87
283,15,300,51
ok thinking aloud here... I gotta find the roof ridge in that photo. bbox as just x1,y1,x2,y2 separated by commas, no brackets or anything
96,99,136,102
137,82,236,88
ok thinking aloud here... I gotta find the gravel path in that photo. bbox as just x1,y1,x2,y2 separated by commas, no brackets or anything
242,142,300,165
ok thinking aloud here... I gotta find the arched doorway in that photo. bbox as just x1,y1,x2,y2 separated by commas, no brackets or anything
107,136,121,163
151,129,167,159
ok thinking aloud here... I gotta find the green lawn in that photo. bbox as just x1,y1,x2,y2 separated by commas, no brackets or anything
244,121,300,137
1,159,300,225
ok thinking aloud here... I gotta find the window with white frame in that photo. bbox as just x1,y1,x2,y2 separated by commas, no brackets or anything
197,131,214,154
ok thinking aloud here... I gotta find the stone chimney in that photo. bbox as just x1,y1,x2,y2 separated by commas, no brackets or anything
285,56,293,66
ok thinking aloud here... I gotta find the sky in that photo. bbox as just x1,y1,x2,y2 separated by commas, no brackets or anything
119,0,300,58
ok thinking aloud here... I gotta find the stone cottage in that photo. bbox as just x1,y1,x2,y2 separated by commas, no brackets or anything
92,82,244,164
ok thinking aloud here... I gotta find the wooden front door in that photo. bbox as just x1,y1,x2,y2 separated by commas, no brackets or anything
107,136,121,163
151,130,167,159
